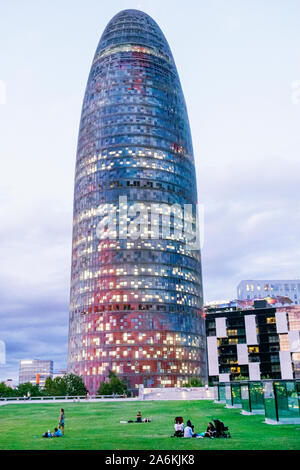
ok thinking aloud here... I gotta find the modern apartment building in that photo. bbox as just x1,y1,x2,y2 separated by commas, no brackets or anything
206,300,300,383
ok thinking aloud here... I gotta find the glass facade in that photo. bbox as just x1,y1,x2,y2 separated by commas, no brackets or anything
231,383,242,406
218,384,226,402
241,381,264,413
68,9,206,393
264,380,300,423
264,381,279,421
275,381,300,421
223,383,242,407
249,381,264,411
225,384,232,406
241,383,251,412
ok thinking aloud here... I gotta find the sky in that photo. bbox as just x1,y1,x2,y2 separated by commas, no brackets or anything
0,0,300,382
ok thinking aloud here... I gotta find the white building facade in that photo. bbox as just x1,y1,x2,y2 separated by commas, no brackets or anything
19,359,53,387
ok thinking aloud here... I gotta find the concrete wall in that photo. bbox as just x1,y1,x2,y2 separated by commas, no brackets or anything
139,386,214,401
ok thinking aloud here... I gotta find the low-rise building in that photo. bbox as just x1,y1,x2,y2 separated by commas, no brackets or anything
19,359,53,387
237,279,300,304
52,369,67,379
4,379,14,388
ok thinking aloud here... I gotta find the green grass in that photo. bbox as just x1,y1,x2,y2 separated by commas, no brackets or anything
0,400,299,450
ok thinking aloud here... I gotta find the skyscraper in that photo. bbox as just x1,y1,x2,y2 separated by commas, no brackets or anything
68,9,206,393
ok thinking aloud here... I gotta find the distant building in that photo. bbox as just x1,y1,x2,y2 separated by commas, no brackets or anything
5,379,14,388
52,369,67,379
237,279,300,304
206,300,300,383
19,359,53,387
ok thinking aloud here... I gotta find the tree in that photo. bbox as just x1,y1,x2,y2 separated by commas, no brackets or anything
15,382,44,397
98,371,127,395
44,374,87,396
98,382,112,395
64,373,87,396
44,377,67,396
0,382,15,397
43,374,87,396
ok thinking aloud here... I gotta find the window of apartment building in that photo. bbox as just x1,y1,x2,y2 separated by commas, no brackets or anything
279,334,290,351
228,338,238,345
269,335,279,343
270,354,279,363
227,329,238,336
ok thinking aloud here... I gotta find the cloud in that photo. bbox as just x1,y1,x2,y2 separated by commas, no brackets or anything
0,292,69,382
200,153,300,301
0,193,72,382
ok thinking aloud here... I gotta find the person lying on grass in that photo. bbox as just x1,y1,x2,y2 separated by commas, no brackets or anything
42,427,63,438
120,417,151,423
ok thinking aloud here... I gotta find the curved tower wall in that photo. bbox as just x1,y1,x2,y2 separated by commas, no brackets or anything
68,9,207,393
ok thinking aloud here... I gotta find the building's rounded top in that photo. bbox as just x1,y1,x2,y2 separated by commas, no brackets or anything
95,9,174,63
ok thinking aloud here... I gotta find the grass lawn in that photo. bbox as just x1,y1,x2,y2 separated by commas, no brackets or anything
0,400,299,450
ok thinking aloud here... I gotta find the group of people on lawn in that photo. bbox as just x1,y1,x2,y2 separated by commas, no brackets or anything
174,417,216,438
41,409,218,440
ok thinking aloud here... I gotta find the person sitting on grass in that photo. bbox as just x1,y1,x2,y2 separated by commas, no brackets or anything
183,425,195,437
136,411,142,423
53,427,63,437
204,422,216,438
174,417,184,437
186,420,195,432
184,421,204,438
